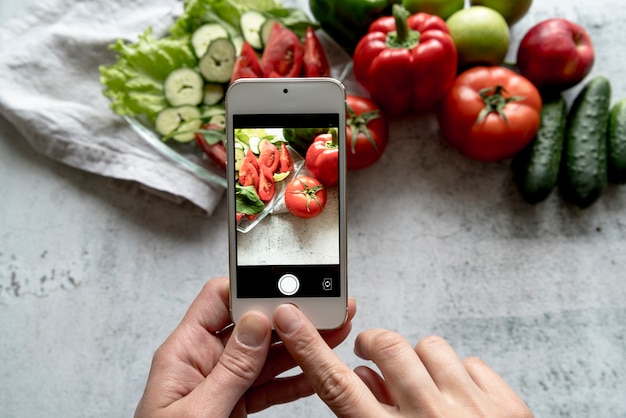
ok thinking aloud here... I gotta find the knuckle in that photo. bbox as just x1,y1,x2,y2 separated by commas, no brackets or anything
218,348,259,383
371,330,407,359
462,355,485,368
416,335,448,352
315,364,359,409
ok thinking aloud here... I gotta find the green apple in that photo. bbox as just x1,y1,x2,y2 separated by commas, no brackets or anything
470,0,533,26
401,0,464,20
446,6,510,68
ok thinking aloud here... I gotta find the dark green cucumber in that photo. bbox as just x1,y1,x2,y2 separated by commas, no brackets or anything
560,76,611,208
607,98,626,183
513,95,568,204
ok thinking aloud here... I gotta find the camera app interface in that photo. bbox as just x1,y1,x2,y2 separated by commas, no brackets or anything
234,113,341,298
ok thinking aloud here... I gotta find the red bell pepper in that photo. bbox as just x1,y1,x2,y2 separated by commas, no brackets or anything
353,5,457,116
305,130,339,187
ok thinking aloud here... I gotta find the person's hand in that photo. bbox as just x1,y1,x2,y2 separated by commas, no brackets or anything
274,304,534,418
135,277,356,418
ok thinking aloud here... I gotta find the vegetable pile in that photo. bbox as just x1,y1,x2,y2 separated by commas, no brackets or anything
99,0,324,170
99,0,626,211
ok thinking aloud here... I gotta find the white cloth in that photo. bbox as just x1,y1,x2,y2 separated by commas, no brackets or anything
0,0,225,214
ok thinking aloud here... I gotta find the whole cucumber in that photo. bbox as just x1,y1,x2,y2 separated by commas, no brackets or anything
560,76,611,208
608,98,626,184
513,95,568,204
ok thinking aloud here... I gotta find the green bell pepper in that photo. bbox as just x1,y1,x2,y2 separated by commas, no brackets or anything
309,0,399,53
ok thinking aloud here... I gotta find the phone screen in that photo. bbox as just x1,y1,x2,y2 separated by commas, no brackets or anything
232,112,342,299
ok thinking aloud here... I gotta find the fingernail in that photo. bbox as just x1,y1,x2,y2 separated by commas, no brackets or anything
236,313,269,348
274,304,301,335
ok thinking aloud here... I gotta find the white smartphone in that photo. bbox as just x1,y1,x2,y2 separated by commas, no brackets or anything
226,78,348,329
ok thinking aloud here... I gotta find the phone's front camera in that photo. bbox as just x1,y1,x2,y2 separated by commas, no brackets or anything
283,88,288,94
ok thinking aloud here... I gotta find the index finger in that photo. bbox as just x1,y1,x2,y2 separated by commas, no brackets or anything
273,304,384,418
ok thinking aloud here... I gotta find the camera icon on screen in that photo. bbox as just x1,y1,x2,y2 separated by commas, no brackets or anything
322,278,333,291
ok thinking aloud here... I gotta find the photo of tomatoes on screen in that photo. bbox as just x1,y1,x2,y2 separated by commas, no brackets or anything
235,126,340,268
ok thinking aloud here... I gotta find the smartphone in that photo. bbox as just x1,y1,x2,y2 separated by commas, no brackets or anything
226,78,348,329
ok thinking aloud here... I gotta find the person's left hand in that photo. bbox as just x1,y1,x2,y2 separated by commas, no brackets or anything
135,277,356,418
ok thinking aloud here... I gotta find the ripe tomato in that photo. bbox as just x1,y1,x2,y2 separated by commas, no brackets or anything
260,23,303,78
302,26,330,77
305,131,339,187
258,166,275,202
345,95,389,170
194,124,227,170
436,66,542,161
285,176,327,218
238,160,259,189
244,149,259,171
258,141,279,172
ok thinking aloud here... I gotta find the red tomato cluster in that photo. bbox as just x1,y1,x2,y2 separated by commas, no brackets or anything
285,131,338,219
238,142,293,221
231,25,330,82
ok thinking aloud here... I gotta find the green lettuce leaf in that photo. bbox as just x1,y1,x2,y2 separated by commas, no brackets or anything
99,28,197,121
236,184,264,214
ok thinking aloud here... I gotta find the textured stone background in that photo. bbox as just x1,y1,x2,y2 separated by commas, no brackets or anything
1,0,625,417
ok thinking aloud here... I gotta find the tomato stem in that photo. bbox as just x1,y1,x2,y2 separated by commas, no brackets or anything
291,182,324,212
346,103,382,154
476,85,525,125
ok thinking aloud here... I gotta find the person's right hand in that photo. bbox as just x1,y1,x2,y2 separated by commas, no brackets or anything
274,304,534,418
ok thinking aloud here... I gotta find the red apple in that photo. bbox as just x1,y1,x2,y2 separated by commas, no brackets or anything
516,18,594,92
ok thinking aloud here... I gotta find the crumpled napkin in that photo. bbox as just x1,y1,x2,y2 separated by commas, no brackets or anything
0,0,225,214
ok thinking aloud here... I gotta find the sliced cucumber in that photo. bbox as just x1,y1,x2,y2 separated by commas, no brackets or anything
163,68,204,107
202,105,226,118
203,83,224,106
208,113,226,129
249,136,262,154
191,23,229,58
240,10,267,50
154,105,202,142
199,38,236,83
234,142,247,171
260,18,280,49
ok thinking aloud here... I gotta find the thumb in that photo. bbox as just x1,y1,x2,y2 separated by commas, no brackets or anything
189,311,271,416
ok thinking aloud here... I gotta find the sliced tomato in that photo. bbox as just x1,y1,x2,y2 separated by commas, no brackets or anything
231,42,263,82
258,166,276,202
260,23,303,78
278,143,294,173
258,141,280,172
194,124,227,170
244,148,259,171
302,26,330,77
238,160,259,189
